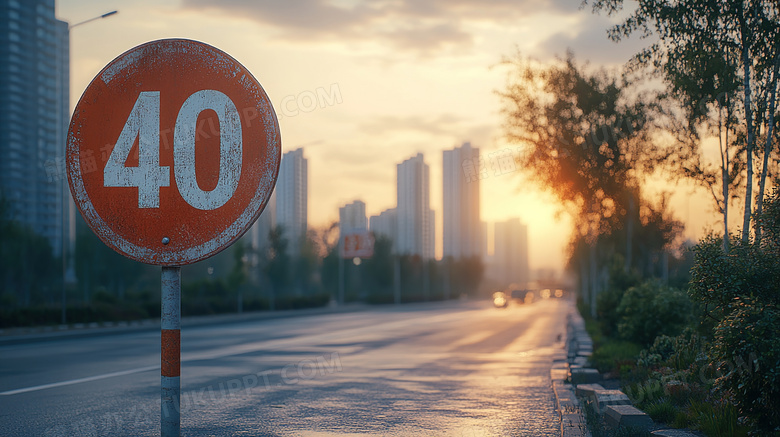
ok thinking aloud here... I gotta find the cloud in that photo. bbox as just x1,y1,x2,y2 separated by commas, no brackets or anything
356,114,498,155
180,0,583,56
358,113,467,137
536,15,656,65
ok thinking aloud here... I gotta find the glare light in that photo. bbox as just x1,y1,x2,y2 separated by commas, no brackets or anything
352,257,361,266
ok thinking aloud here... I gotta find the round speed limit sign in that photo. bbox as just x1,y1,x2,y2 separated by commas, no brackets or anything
67,39,281,265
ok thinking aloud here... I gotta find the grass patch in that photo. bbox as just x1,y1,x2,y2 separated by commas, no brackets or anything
589,340,642,374
689,400,749,437
645,398,677,424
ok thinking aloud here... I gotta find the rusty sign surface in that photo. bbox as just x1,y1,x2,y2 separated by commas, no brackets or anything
340,232,375,259
67,39,280,265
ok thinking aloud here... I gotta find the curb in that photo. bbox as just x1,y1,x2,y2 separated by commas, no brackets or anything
552,301,590,437
557,304,702,437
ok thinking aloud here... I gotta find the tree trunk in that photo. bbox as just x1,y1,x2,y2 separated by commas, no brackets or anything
740,10,756,244
580,250,589,308
589,239,598,319
756,52,780,244
625,194,634,273
720,103,730,252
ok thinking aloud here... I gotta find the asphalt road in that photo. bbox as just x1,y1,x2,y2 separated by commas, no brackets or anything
0,298,570,436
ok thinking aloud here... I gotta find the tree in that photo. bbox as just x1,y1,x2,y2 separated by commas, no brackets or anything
499,52,670,314
263,225,290,307
587,0,780,243
292,230,321,295
0,197,59,306
362,234,394,295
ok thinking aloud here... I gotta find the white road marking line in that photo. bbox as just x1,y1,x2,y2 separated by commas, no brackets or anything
0,365,159,395
0,308,479,396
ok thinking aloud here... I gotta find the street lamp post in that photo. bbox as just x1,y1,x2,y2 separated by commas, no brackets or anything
69,10,118,30
61,10,119,325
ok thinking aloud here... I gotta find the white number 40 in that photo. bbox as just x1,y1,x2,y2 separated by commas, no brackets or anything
104,90,242,210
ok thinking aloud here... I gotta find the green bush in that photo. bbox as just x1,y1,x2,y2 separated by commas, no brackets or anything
710,303,780,432
596,286,626,338
615,280,692,346
687,187,780,433
645,398,676,424
596,254,643,338
637,328,704,372
637,334,676,368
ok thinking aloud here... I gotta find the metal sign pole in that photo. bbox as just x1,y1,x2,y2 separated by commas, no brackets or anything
394,255,401,305
161,266,181,436
338,235,345,306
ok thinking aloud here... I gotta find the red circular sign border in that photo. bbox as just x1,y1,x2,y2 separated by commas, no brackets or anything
67,39,280,266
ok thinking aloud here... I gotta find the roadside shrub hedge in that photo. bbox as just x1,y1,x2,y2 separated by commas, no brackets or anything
688,186,780,433
615,280,692,346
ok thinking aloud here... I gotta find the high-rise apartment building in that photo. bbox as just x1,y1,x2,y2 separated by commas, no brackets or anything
275,148,308,255
0,0,70,254
442,142,481,259
369,208,397,243
396,153,434,259
339,200,367,234
493,218,529,287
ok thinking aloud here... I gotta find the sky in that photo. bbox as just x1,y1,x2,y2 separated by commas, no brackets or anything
57,0,729,273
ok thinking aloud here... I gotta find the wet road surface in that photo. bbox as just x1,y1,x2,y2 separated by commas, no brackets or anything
0,298,570,436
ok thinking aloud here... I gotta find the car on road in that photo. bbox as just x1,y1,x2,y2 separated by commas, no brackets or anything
492,291,508,308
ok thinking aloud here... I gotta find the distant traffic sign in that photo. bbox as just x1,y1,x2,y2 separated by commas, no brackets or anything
67,39,280,266
340,231,375,258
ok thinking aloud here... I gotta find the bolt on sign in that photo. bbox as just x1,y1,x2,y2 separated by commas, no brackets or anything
66,39,281,436
67,38,280,265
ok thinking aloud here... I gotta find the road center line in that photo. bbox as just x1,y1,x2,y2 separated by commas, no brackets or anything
0,365,159,395
0,308,478,396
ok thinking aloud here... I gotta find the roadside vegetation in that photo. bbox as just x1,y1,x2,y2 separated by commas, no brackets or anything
1,201,484,328
577,189,780,436
498,1,780,434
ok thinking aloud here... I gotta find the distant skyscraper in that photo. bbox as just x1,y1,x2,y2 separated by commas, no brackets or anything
248,190,276,253
0,0,70,254
275,148,308,255
369,208,397,244
493,218,529,287
396,153,434,259
442,142,481,259
339,200,367,234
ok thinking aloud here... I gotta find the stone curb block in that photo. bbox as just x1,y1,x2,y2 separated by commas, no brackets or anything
574,383,604,398
604,405,654,430
554,304,591,437
590,389,632,413
570,368,601,385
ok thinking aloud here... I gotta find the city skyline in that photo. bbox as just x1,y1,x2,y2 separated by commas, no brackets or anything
11,0,734,275
55,0,608,273
1,0,69,256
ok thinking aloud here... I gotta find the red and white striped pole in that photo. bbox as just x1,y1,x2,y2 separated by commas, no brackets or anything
161,266,181,436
